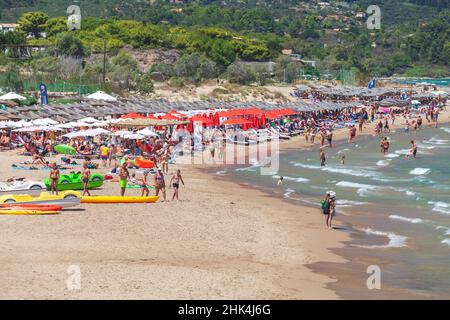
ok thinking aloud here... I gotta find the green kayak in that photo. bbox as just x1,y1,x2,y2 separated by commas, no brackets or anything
44,172,104,191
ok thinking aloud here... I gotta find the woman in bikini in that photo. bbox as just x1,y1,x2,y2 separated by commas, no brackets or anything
49,163,60,195
154,168,166,202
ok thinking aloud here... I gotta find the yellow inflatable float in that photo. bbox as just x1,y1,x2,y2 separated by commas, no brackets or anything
81,196,160,204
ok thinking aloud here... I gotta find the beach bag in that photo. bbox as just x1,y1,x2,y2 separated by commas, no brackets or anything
321,200,330,215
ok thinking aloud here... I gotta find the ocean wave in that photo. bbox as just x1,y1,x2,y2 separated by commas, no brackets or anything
409,168,431,175
394,188,416,196
283,188,296,199
376,160,391,167
272,175,310,183
356,228,407,249
290,161,322,169
385,153,400,158
215,170,227,176
389,215,424,224
428,201,450,215
336,181,378,197
441,239,450,247
417,143,436,150
395,149,411,155
336,199,368,207
440,127,450,134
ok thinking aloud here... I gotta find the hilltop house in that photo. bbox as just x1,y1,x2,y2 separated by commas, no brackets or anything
0,23,19,32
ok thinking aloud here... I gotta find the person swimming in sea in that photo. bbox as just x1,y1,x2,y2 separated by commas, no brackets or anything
277,176,284,185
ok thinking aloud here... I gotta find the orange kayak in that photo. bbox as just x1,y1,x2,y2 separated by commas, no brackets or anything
135,158,155,169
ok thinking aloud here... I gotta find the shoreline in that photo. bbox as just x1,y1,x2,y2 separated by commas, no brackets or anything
195,109,450,299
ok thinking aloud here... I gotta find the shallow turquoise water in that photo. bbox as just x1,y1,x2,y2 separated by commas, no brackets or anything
395,78,450,87
225,125,450,298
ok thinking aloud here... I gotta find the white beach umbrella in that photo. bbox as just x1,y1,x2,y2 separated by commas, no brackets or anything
32,118,59,126
113,130,131,137
0,92,26,100
57,122,75,129
136,128,159,137
431,91,448,96
123,133,145,140
80,117,100,123
86,91,117,101
63,131,85,138
83,128,111,136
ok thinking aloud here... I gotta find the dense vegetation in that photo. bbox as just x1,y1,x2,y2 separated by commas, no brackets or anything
0,0,448,94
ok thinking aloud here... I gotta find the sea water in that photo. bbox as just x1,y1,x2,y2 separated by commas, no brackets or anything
225,126,450,298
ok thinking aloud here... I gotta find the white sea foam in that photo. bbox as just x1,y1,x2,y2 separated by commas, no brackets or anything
290,161,321,169
417,143,436,150
215,170,227,176
441,239,450,246
336,181,378,197
409,168,431,175
376,160,391,167
440,127,450,134
272,175,310,183
322,166,379,178
395,149,411,155
389,215,424,224
428,201,450,215
283,188,296,198
336,199,368,207
385,153,400,158
356,228,407,249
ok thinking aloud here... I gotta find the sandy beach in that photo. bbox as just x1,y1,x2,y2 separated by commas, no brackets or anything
1,110,449,300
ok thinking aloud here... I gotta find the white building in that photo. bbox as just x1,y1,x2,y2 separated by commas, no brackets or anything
0,23,19,32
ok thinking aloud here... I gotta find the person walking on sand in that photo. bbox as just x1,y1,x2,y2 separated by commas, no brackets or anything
118,163,129,196
49,163,60,195
82,163,91,196
348,125,356,143
154,168,166,202
320,148,326,167
99,144,109,168
322,191,336,230
139,171,150,197
169,169,185,201
358,117,364,132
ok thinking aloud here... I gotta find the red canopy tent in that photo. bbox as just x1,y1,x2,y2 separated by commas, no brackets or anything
239,108,263,116
159,113,181,120
121,113,145,119
169,109,187,118
222,118,253,126
190,115,214,125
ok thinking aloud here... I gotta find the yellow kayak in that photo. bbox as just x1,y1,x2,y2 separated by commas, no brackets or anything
81,196,160,204
0,210,60,215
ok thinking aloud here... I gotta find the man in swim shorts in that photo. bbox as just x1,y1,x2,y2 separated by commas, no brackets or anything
169,169,185,201
118,163,129,196
380,137,390,155
82,163,91,196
